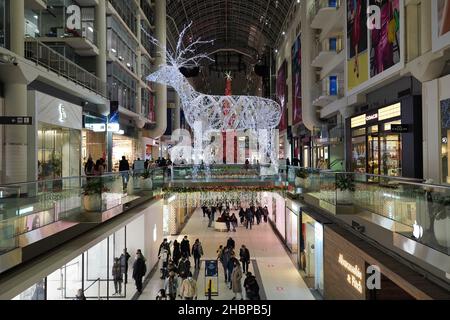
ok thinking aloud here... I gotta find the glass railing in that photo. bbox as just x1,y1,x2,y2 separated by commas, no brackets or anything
24,38,107,97
1,165,449,259
0,171,163,255
287,167,450,256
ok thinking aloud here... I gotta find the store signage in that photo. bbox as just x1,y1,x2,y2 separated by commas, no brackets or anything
365,113,378,122
58,104,67,123
85,123,106,132
391,124,409,133
338,253,363,294
0,116,32,125
107,123,120,132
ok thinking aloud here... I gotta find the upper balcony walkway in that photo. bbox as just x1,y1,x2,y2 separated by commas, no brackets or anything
0,164,449,280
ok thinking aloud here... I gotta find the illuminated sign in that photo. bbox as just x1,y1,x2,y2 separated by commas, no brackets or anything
365,113,378,122
85,123,106,132
338,253,363,294
58,104,67,123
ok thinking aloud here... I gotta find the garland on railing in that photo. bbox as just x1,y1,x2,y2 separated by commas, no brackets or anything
162,185,285,194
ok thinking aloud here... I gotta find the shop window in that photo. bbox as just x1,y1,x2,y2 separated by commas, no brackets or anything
13,279,46,300
351,136,366,173
440,98,450,183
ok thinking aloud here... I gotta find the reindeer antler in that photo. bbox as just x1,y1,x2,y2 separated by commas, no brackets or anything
141,21,214,68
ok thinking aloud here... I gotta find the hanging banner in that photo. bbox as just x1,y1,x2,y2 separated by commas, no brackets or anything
432,0,450,52
291,35,302,126
276,60,288,132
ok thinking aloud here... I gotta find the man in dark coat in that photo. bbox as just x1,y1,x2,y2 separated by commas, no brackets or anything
226,237,235,250
239,245,251,274
119,156,130,190
180,236,191,258
132,249,147,294
120,248,131,284
244,272,260,300
246,208,254,230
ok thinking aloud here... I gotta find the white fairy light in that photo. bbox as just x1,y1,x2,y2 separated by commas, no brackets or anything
145,22,282,170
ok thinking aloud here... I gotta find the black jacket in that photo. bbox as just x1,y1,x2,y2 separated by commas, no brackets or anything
244,275,259,295
132,257,146,279
180,239,190,256
119,159,130,172
239,248,250,262
226,238,235,249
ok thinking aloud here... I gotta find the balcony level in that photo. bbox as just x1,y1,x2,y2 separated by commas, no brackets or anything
24,0,47,11
310,0,341,30
312,77,344,107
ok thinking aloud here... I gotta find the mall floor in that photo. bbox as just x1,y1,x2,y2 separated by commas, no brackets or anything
138,207,315,300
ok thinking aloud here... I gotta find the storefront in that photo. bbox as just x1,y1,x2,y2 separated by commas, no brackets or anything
82,114,107,166
323,225,416,300
112,132,139,172
285,199,299,262
30,91,82,180
299,209,324,296
347,97,423,178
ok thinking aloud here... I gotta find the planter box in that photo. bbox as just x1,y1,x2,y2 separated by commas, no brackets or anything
83,194,102,212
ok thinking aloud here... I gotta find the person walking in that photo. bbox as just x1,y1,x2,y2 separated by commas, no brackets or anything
263,206,269,223
239,245,250,274
156,289,167,300
239,207,245,225
119,156,130,191
226,237,235,250
224,211,231,232
84,156,94,176
172,240,181,266
220,246,231,283
112,257,123,295
75,289,86,300
120,248,131,284
230,212,238,232
244,272,260,300
191,239,204,269
132,249,147,294
164,271,178,300
231,260,243,300
180,236,191,258
177,255,191,279
180,273,197,300
159,246,170,279
158,238,171,258
245,208,253,230
226,252,235,289
208,207,215,228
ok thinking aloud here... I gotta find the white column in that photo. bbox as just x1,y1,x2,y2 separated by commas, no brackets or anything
136,13,143,115
10,0,24,56
300,0,322,131
146,0,167,138
421,0,432,55
3,83,28,184
95,0,107,83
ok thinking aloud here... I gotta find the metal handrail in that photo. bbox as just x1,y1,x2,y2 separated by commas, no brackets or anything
24,38,107,97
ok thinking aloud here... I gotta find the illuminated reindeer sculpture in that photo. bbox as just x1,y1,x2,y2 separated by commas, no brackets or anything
146,23,282,168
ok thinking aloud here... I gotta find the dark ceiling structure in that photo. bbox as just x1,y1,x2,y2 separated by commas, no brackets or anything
166,0,294,94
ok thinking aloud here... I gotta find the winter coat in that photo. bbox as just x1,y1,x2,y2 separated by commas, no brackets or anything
164,276,178,296
231,266,243,293
226,238,235,249
239,248,250,262
132,256,146,279
192,242,204,257
178,259,191,277
173,244,182,263
180,239,190,256
112,262,123,280
180,278,197,299
120,252,130,271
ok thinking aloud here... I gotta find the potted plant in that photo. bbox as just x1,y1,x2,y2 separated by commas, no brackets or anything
295,169,310,188
82,178,108,212
335,173,355,205
141,169,153,190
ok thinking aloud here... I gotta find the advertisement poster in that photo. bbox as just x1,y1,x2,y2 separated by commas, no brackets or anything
276,60,288,132
432,0,450,52
347,0,369,91
291,35,302,126
369,0,401,77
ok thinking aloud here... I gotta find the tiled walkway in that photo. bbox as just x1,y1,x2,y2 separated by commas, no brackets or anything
138,208,314,300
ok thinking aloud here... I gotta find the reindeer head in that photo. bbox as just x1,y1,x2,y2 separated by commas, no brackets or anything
143,22,213,85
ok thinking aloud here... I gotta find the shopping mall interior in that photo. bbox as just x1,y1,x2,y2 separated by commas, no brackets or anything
0,0,450,302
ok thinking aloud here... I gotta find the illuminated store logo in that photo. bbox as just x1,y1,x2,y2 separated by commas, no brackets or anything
58,103,67,122
338,254,363,294
365,113,378,122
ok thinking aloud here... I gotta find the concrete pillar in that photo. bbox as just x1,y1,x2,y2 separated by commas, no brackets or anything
3,83,28,184
406,5,419,62
10,0,24,56
420,0,432,55
95,0,107,83
301,0,322,131
146,0,167,138
136,13,143,115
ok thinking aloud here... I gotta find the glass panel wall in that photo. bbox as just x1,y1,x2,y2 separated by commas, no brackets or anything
13,226,135,300
37,124,81,180
108,0,138,35
107,62,137,112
